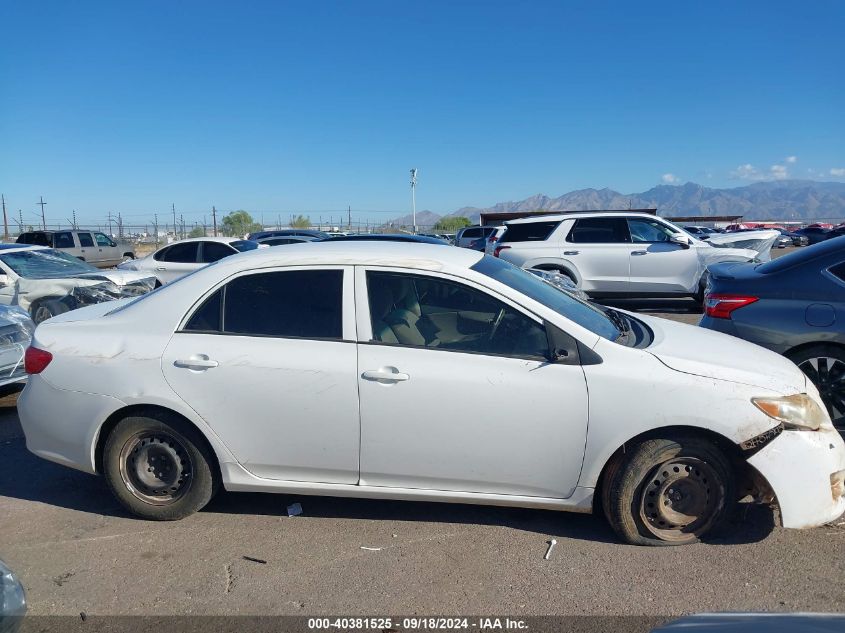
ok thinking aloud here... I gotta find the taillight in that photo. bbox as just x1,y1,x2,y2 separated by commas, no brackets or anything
493,245,511,258
704,294,758,319
25,347,53,374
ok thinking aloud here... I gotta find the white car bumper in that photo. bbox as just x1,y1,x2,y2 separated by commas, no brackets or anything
18,375,125,474
747,428,845,529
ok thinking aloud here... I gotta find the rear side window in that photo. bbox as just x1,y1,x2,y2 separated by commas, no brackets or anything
501,221,560,243
220,270,343,339
184,288,222,332
461,228,481,239
53,232,75,248
19,232,51,246
200,241,236,263
78,233,95,247
568,218,630,243
158,242,199,263
828,262,845,283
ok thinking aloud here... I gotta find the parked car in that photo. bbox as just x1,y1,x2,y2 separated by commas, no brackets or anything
117,237,260,284
683,226,716,240
774,234,793,249
17,230,135,268
246,229,330,241
822,225,845,241
0,560,26,633
455,225,500,249
700,237,845,430
793,226,830,245
327,234,450,245
256,235,322,246
482,226,507,254
0,245,155,323
493,212,772,302
777,228,809,247
18,242,845,545
0,306,33,391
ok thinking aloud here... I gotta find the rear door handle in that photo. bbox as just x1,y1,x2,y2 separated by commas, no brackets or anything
174,357,219,370
563,250,579,255
155,266,167,271
362,368,410,382
632,250,648,255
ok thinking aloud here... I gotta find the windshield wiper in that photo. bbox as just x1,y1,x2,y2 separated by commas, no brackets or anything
602,307,633,343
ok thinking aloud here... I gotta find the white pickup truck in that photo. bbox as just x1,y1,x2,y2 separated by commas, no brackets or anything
16,230,135,268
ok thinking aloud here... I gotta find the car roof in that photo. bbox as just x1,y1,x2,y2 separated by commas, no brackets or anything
328,234,449,244
506,211,658,225
212,240,482,271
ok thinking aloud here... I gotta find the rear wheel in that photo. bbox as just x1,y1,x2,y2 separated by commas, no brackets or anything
787,345,845,429
602,434,734,546
31,298,70,324
103,413,219,520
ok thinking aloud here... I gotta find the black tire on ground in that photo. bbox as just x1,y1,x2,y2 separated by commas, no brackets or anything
787,345,845,427
122,252,135,259
601,434,734,546
102,412,219,520
30,298,71,324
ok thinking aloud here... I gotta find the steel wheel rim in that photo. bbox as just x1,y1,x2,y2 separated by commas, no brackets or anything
33,306,52,324
798,357,845,423
118,431,193,506
639,457,724,542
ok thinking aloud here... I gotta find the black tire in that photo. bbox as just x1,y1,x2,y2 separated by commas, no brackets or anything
601,434,734,546
787,345,845,428
122,252,136,259
102,412,219,520
694,272,709,309
31,298,71,324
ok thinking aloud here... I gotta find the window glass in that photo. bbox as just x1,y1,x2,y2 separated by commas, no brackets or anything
200,241,236,263
829,262,845,283
160,242,199,263
568,218,629,243
94,232,113,247
628,218,677,243
502,221,560,243
223,270,343,339
367,271,549,359
53,232,75,248
0,249,99,278
78,232,95,247
185,288,223,332
21,233,50,246
461,228,481,239
231,240,259,252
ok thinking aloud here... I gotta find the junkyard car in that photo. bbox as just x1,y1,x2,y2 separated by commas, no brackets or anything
0,245,156,323
17,229,136,268
18,243,845,545
0,306,34,390
117,237,260,284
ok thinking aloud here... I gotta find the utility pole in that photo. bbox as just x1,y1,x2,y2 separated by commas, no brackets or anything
108,211,113,236
1,194,8,242
72,210,77,229
172,203,177,238
18,210,23,233
154,213,159,248
348,205,351,231
118,212,123,240
212,206,218,237
180,214,184,240
409,169,418,234
38,196,47,229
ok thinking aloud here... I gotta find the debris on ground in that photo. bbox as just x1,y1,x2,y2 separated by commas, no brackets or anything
242,556,267,564
544,539,557,560
287,502,303,517
360,546,382,551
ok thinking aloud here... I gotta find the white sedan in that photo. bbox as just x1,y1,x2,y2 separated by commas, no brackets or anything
19,242,845,545
117,237,260,284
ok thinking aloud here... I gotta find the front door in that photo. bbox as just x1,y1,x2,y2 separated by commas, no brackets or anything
626,218,701,294
355,267,589,498
162,266,360,482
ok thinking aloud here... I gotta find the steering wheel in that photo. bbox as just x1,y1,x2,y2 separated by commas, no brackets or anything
488,307,506,342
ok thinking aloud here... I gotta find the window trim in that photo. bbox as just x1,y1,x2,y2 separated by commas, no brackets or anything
355,265,550,362
176,265,356,342
198,240,238,264
565,217,632,244
626,217,680,245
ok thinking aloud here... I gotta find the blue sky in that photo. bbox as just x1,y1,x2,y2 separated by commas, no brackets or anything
1,0,843,226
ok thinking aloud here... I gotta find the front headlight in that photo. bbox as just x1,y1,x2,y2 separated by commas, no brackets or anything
752,393,833,431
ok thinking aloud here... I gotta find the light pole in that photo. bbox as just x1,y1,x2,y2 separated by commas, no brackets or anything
410,168,418,234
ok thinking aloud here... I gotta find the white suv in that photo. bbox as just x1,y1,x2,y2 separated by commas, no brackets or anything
494,212,761,300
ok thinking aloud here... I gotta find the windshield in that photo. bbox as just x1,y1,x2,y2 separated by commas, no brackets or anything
230,240,259,252
471,256,620,341
0,248,100,278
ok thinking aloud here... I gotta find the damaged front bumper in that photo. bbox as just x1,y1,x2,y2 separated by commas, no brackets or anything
67,277,156,309
747,427,845,528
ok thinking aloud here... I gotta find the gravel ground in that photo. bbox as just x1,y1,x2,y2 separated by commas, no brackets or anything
5,246,844,620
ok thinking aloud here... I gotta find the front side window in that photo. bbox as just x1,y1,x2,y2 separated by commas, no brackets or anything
200,241,236,263
94,232,114,247
78,233,95,247
53,232,75,248
567,218,629,244
158,242,199,263
628,218,677,243
185,269,343,339
367,271,548,360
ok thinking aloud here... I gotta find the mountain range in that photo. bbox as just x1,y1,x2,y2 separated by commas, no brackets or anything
389,180,845,226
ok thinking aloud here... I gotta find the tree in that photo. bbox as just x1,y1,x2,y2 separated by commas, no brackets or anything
434,216,472,232
221,210,262,237
188,226,206,238
290,214,311,228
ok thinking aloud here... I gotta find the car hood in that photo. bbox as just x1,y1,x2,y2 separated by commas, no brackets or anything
632,312,807,395
74,269,154,285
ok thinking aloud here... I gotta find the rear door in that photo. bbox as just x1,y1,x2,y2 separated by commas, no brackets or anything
564,217,631,292
626,217,701,294
76,232,97,264
152,241,200,283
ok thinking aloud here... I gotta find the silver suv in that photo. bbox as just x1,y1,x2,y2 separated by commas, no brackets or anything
16,230,135,268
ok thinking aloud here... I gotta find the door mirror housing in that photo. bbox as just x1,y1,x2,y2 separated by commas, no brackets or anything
544,322,602,366
670,233,691,249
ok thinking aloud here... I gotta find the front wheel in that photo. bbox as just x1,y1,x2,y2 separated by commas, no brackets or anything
103,413,219,520
602,435,734,546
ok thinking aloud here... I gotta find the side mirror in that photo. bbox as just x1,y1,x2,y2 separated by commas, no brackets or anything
0,274,9,287
670,233,691,249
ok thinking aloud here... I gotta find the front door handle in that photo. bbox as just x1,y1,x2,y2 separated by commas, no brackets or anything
155,266,167,271
174,357,219,370
362,368,410,382
563,250,579,255
632,250,648,256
